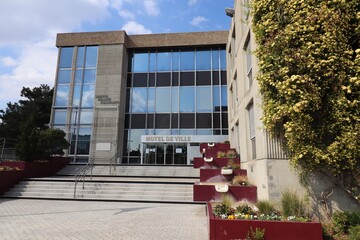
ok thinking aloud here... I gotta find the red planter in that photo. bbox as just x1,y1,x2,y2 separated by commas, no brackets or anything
193,183,257,202
200,168,247,182
207,203,323,240
200,143,231,153
0,170,24,195
193,157,240,168
203,148,237,159
1,157,70,178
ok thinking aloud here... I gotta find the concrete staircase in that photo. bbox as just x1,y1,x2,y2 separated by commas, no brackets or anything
2,164,200,204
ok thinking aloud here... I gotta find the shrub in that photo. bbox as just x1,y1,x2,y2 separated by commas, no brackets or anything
333,211,360,234
348,225,360,240
256,200,275,215
281,189,306,218
246,227,265,240
232,175,248,185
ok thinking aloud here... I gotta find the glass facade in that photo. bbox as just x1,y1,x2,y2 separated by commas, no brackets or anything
124,47,228,164
53,46,98,163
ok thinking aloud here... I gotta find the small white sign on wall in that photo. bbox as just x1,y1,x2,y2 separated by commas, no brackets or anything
96,143,111,151
176,148,182,153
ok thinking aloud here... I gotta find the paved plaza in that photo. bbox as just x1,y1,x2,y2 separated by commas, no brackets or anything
0,199,208,240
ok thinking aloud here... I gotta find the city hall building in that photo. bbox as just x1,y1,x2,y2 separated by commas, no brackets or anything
50,31,229,164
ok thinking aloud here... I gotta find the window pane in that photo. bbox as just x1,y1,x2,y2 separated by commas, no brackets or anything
180,51,195,70
157,52,171,71
180,129,195,135
131,114,146,128
179,87,195,112
196,50,211,70
129,129,145,152
156,87,171,113
71,109,80,125
55,85,69,106
155,129,171,135
213,86,220,111
197,129,212,135
75,70,83,83
221,86,228,107
53,110,67,125
58,70,71,84
196,87,211,112
133,53,148,72
76,47,85,68
148,88,155,112
220,49,226,70
172,51,179,71
85,46,98,68
77,141,90,154
171,87,179,113
81,85,95,107
155,114,170,128
212,49,219,70
150,52,156,72
59,47,73,68
131,88,147,113
78,127,92,141
80,110,93,124
84,69,96,83
72,85,81,107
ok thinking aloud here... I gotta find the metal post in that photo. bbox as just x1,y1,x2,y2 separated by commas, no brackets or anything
1,138,6,161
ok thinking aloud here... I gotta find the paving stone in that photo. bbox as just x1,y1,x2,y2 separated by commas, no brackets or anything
0,199,208,240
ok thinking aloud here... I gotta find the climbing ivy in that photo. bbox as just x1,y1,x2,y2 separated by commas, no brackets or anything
251,0,359,199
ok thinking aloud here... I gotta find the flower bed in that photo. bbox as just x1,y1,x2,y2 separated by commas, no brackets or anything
207,202,323,240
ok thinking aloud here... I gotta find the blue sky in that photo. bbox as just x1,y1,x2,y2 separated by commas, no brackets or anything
0,0,233,111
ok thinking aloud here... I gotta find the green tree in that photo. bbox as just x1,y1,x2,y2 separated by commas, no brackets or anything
252,0,359,199
1,84,69,161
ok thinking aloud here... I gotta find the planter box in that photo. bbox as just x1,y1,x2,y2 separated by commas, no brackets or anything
0,170,24,195
203,148,237,159
200,143,231,154
200,168,247,182
193,182,257,202
193,157,240,169
207,203,323,240
1,157,70,178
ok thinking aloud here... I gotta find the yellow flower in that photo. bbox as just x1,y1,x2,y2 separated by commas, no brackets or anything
228,215,235,220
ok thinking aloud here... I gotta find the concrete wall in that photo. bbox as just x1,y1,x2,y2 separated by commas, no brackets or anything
91,44,128,163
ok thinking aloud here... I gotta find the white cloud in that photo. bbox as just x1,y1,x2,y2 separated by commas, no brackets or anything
0,0,112,110
121,21,152,34
0,0,110,47
190,16,209,27
119,9,136,19
144,0,160,16
188,0,198,6
0,39,57,108
1,57,17,67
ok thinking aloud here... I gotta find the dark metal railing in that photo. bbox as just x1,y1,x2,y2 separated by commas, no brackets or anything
73,158,94,198
109,151,120,175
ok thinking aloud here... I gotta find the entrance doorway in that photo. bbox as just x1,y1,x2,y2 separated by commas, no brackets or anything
144,143,187,165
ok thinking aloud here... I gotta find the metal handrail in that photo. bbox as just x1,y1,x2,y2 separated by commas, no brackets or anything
73,158,94,198
109,151,119,175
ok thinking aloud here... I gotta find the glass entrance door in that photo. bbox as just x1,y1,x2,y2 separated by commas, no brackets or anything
143,143,187,165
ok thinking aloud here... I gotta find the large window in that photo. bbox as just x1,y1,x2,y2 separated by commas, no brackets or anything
53,45,98,163
124,47,228,163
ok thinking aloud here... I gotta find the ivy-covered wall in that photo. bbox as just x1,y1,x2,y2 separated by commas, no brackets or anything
251,0,359,201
